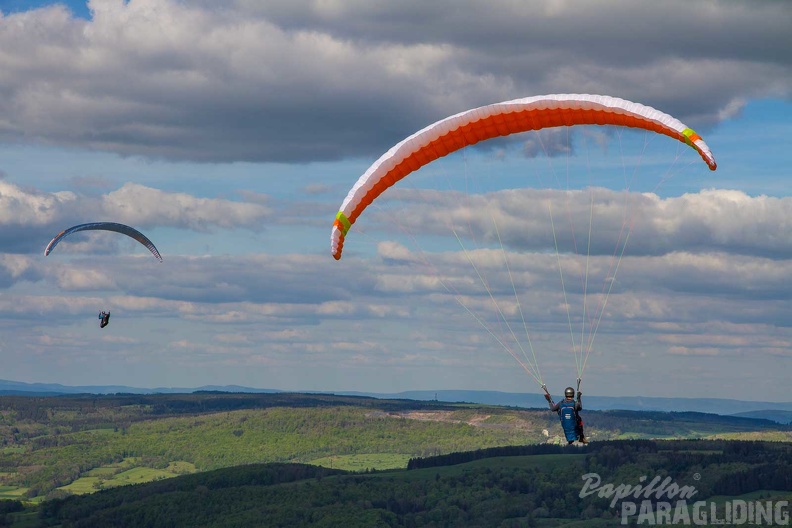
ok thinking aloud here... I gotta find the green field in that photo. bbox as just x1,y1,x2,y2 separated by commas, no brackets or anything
57,476,101,494
308,453,412,471
0,485,28,500
101,467,179,487
57,458,198,495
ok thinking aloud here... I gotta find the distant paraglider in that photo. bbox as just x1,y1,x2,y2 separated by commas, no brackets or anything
45,222,162,329
44,222,163,261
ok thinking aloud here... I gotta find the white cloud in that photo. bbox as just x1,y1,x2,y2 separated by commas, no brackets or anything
102,183,272,230
0,180,273,255
0,181,75,225
380,188,792,259
0,0,788,162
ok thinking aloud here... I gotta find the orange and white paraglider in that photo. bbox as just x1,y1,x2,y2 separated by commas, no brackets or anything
331,94,715,260
330,93,717,398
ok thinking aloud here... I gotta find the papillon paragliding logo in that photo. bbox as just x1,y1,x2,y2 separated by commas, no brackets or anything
330,94,716,393
580,472,789,526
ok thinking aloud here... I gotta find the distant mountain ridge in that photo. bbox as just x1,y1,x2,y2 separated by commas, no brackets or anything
1,379,790,421
0,379,278,396
732,410,792,424
342,390,792,420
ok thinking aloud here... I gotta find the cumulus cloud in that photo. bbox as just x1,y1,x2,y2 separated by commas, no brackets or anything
0,227,787,396
2,183,787,371
0,180,272,254
0,0,788,162
0,181,75,226
379,188,792,259
102,183,272,230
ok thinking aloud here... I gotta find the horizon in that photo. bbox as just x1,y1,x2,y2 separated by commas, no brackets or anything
2,377,791,408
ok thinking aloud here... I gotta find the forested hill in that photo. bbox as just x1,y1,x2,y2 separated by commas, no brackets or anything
27,439,792,528
0,391,788,506
1,391,785,432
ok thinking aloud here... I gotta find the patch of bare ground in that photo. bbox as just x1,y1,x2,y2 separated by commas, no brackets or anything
382,410,537,431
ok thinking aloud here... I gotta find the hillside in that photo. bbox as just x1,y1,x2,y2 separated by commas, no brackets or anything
23,440,792,528
0,392,788,502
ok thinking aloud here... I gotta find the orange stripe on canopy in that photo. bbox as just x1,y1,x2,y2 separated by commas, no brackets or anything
331,94,716,260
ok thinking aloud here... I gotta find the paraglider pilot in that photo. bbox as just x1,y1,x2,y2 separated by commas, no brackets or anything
545,385,587,444
99,311,110,329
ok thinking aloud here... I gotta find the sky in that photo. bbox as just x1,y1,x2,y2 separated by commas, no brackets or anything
0,0,789,400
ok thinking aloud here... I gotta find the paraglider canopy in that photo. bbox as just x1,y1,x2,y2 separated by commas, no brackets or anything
331,93,716,260
45,222,163,261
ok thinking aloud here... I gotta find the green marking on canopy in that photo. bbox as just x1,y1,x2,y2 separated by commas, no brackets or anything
335,211,351,235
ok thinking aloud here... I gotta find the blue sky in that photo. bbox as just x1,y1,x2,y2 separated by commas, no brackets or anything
0,0,789,400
